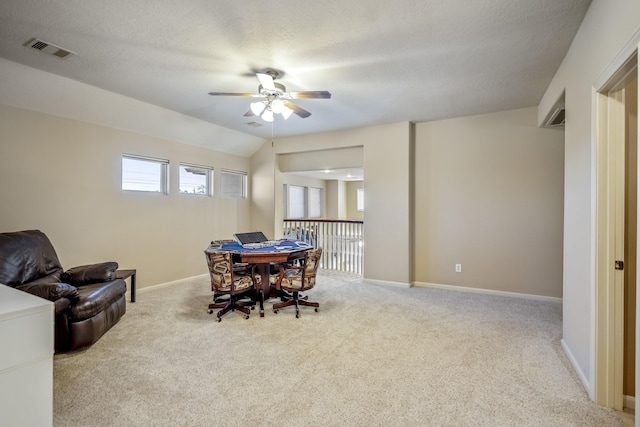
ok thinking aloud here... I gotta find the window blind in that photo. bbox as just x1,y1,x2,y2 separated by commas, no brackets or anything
288,185,305,218
220,170,246,198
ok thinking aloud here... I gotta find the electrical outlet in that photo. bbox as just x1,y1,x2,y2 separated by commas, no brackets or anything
455,264,462,273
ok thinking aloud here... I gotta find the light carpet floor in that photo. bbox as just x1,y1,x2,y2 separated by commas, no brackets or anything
54,270,626,426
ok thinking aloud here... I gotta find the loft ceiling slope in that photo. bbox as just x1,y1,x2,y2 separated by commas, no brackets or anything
0,57,265,157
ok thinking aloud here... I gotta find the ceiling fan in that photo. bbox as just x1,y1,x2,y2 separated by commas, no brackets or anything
208,70,331,122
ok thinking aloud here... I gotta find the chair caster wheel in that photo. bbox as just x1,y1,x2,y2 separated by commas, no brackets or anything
296,313,300,318
208,309,213,314
215,317,221,322
273,309,278,314
315,308,319,312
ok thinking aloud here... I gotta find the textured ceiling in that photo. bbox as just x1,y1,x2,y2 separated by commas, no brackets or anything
0,0,590,147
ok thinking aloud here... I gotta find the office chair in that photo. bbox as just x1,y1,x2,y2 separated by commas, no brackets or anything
270,248,322,318
208,240,249,303
204,249,259,321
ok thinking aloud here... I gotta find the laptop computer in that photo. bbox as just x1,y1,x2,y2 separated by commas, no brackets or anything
233,231,277,248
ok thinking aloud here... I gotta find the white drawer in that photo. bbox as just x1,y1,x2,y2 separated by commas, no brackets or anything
0,356,53,426
0,285,53,372
0,306,53,372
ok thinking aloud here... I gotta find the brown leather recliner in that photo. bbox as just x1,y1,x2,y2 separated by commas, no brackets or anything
0,230,126,353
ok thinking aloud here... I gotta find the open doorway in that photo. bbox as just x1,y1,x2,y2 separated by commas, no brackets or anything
275,147,365,274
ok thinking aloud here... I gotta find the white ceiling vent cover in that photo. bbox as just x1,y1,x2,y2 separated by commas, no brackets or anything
544,107,565,128
23,37,75,59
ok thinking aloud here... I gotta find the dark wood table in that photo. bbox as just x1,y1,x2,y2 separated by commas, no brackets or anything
211,241,311,316
116,269,136,302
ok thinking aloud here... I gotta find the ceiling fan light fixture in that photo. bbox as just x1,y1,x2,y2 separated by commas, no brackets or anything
210,70,328,122
261,109,274,122
250,101,266,116
271,99,284,114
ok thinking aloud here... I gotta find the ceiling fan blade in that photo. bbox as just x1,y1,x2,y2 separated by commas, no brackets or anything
284,101,312,118
256,73,276,91
208,92,254,97
288,91,332,99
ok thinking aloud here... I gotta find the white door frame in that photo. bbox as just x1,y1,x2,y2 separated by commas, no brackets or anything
594,45,638,410
595,78,628,410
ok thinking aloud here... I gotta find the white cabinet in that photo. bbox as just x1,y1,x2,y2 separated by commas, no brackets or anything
0,285,54,427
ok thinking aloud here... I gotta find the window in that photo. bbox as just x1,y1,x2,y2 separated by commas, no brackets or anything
220,170,247,198
309,187,322,218
122,155,168,193
288,185,306,219
357,188,364,211
179,163,212,195
284,185,324,219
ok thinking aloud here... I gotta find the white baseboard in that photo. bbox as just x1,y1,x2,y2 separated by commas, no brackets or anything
364,278,411,288
412,281,562,303
561,338,593,399
624,394,635,411
132,273,209,296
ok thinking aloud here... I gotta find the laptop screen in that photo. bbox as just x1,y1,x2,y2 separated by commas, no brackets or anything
233,231,269,245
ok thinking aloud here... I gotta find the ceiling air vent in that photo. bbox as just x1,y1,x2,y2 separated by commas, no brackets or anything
245,122,263,127
23,37,76,59
544,107,565,128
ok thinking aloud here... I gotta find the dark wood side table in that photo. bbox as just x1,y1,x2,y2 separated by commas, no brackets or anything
116,269,136,302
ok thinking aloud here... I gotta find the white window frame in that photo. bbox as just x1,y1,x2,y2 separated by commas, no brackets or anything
219,169,247,198
179,163,213,196
121,154,169,194
357,188,364,211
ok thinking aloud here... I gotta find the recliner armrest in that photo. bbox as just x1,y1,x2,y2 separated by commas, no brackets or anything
16,282,79,302
61,261,119,285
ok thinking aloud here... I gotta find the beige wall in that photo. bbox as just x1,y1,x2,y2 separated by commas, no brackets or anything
414,107,564,297
281,174,327,190
258,111,562,293
362,123,412,285
325,180,346,219
278,147,363,173
0,105,251,288
249,140,276,238
538,0,640,395
346,181,364,221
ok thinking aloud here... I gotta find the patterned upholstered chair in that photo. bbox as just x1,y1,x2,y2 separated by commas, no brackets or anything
204,249,259,321
208,240,249,304
270,248,322,318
